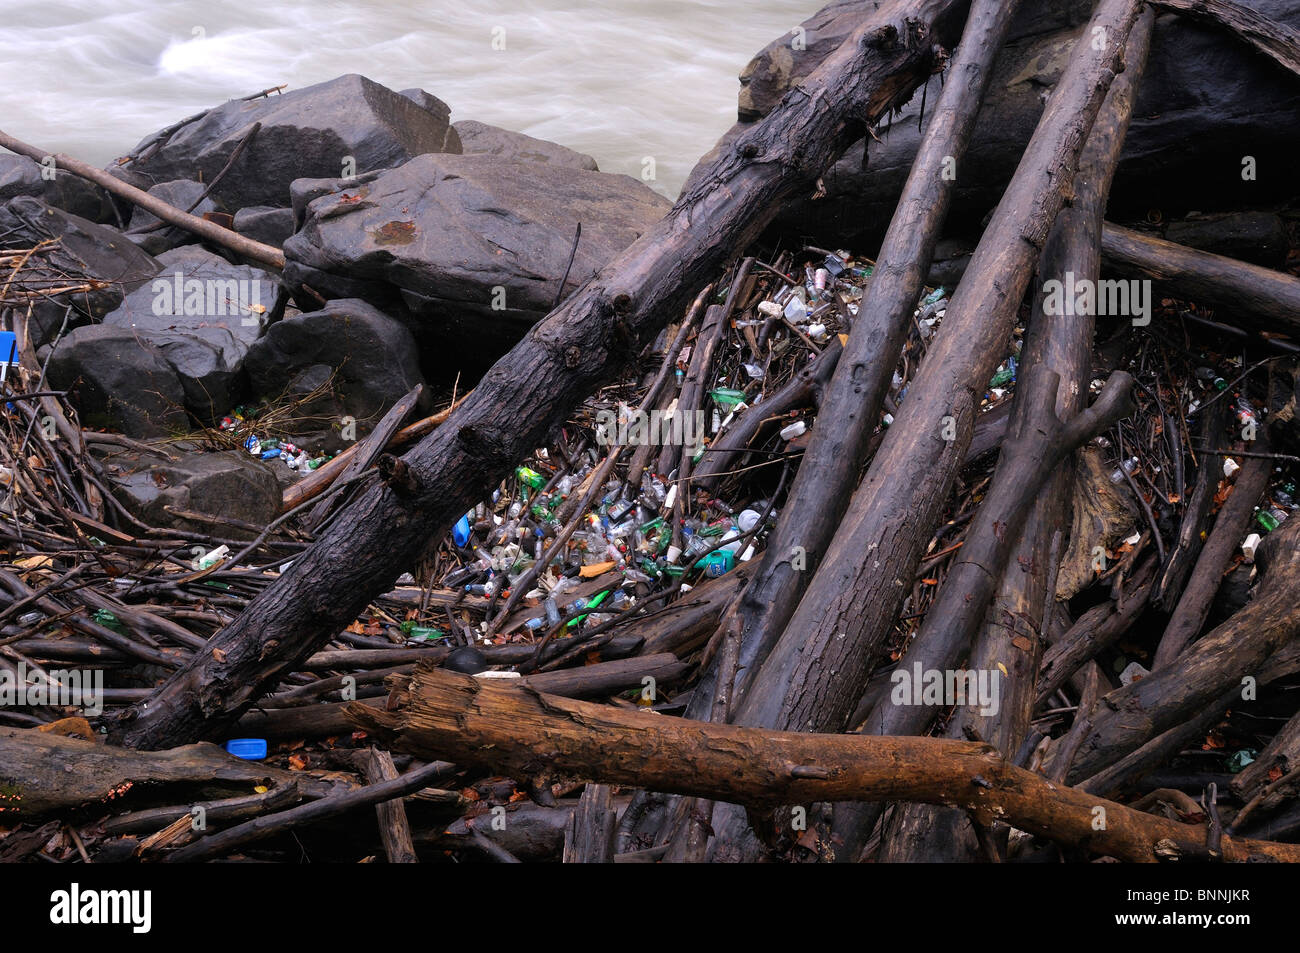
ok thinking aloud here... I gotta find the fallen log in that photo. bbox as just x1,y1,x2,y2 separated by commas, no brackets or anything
563,783,619,863
361,747,419,863
1152,448,1271,669
163,758,461,862
1101,222,1300,335
1034,554,1158,705
111,0,975,751
280,395,465,512
301,384,422,532
0,727,338,818
1232,706,1300,806
0,130,285,269
1150,398,1232,609
343,664,1300,863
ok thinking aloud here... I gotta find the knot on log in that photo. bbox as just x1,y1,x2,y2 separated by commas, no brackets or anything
454,424,512,472
377,454,421,496
864,23,898,50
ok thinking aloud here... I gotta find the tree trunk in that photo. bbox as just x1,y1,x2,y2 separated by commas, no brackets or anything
1100,222,1300,335
1152,448,1271,669
343,664,1300,863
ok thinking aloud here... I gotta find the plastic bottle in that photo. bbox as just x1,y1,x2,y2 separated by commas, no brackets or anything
1109,457,1138,484
516,467,546,491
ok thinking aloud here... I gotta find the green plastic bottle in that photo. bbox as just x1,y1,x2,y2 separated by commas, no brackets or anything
516,467,546,491
709,388,747,408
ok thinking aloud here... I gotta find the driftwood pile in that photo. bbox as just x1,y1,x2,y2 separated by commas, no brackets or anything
5,0,1300,864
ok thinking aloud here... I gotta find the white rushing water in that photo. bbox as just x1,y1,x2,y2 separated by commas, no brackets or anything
5,0,818,198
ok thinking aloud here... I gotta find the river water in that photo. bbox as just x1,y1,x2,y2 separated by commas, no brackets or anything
5,1,818,198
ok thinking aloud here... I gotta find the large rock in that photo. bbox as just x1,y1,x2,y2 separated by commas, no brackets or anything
126,179,219,255
233,205,297,247
102,246,277,421
243,298,427,439
282,153,669,371
43,325,189,437
0,197,160,348
719,2,1300,246
120,75,461,210
95,446,281,537
399,89,463,154
0,156,113,223
452,120,598,171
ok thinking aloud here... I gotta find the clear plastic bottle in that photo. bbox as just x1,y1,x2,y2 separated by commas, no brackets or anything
1109,457,1138,484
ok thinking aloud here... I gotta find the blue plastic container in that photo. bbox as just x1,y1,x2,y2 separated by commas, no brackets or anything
453,513,472,548
224,738,268,760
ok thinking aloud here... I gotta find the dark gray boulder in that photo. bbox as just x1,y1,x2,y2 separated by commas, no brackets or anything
289,171,383,227
95,446,280,537
102,246,277,421
126,179,219,255
243,297,426,438
233,205,297,247
43,325,189,437
282,153,668,370
120,75,459,210
0,197,160,349
398,89,463,154
452,119,598,171
0,155,114,223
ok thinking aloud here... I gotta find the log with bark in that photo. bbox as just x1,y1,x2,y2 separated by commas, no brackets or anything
344,664,1300,863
